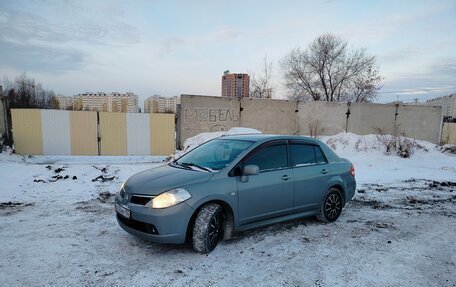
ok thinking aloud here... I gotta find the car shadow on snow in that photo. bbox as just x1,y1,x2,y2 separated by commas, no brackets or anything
224,217,320,245
124,235,195,254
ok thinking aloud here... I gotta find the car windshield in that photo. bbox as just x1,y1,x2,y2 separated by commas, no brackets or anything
174,139,253,171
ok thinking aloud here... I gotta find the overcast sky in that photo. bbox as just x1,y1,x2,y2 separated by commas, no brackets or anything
0,0,455,105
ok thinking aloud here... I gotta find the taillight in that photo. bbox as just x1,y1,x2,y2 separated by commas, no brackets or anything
350,163,355,177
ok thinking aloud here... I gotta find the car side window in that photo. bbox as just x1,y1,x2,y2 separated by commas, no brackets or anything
244,144,288,172
314,146,328,163
290,144,316,166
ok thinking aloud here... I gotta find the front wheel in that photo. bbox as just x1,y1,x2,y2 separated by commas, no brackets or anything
317,187,344,223
192,203,225,253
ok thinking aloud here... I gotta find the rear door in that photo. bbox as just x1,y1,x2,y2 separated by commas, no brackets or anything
290,142,331,212
237,140,294,225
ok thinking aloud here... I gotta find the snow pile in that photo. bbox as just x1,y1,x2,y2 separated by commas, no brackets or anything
320,132,455,184
173,127,261,159
321,132,435,155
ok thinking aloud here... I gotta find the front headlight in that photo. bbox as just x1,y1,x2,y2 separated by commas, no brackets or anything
150,188,191,209
118,181,126,198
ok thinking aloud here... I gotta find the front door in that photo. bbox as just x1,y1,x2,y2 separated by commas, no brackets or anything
237,141,294,225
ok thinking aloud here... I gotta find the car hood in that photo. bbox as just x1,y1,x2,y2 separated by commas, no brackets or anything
123,164,213,196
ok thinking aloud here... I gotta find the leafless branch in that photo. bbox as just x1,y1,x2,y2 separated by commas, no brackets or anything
281,33,382,102
250,56,275,99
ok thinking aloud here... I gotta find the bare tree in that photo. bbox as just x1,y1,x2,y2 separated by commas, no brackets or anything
1,73,56,146
4,73,54,109
281,33,382,102
250,56,275,99
50,96,60,109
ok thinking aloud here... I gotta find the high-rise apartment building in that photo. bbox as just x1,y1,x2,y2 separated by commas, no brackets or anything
144,97,159,113
221,71,250,98
144,95,180,113
56,95,74,110
57,92,139,112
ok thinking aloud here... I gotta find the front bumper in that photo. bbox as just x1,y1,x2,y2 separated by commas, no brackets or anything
115,197,194,244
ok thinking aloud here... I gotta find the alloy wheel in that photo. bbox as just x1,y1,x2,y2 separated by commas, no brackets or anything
325,193,342,220
208,212,223,249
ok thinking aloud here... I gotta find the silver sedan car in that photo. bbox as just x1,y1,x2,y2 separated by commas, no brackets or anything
115,134,356,253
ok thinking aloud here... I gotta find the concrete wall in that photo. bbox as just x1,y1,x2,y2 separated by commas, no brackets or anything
179,95,240,147
240,98,298,135
347,103,398,135
297,101,347,136
396,104,443,144
178,95,443,145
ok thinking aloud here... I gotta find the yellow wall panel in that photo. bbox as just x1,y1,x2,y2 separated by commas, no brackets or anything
150,113,175,155
442,123,456,145
11,110,177,156
99,112,127,155
70,111,98,155
11,109,43,155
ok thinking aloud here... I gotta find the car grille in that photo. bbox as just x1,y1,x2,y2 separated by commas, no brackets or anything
117,214,159,234
130,194,154,205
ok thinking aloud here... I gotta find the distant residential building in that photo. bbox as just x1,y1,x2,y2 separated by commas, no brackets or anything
426,94,456,118
144,95,180,113
221,71,250,98
58,92,139,112
56,95,74,110
144,97,158,113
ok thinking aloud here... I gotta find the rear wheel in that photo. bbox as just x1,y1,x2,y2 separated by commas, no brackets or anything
317,187,344,223
192,203,225,253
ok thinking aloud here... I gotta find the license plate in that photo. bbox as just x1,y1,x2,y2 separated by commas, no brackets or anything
115,203,130,219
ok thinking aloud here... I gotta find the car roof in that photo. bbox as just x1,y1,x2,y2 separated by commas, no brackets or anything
219,133,320,144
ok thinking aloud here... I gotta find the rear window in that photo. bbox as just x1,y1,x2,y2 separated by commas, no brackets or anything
290,144,315,166
290,144,327,166
315,146,327,163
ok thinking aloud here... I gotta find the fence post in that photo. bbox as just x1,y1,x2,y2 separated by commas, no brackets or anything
345,102,351,133
175,104,181,150
439,112,444,145
0,85,11,145
97,111,101,156
0,85,4,136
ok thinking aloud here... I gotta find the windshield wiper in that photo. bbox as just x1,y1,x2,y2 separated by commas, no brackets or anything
179,162,213,172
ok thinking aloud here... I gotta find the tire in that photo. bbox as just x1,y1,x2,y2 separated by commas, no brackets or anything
317,187,344,223
192,203,225,253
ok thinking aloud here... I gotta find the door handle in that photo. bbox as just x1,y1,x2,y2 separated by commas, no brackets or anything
281,175,291,181
321,169,328,174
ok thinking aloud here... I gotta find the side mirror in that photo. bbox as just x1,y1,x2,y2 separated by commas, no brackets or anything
243,165,259,176
241,165,259,182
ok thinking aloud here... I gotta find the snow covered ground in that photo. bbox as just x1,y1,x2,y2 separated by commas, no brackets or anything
0,133,455,286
